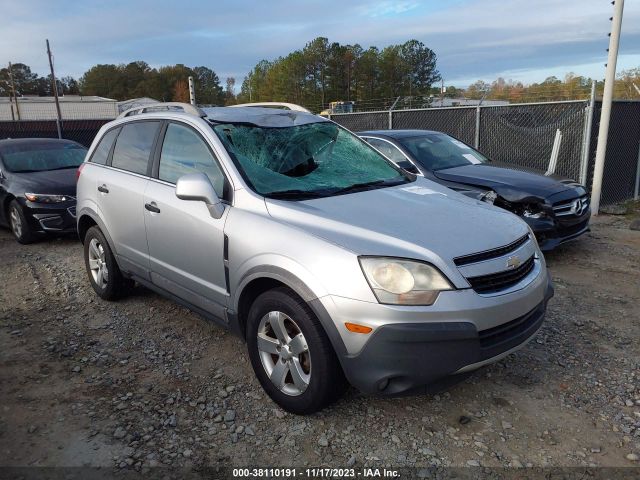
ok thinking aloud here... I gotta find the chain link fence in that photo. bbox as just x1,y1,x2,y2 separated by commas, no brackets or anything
588,101,640,206
478,101,587,181
332,100,640,206
393,107,477,146
0,120,109,147
0,100,638,206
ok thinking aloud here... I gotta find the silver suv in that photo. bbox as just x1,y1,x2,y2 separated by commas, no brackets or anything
77,102,553,414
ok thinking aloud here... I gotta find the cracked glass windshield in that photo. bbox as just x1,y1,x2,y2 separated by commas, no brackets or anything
212,121,412,199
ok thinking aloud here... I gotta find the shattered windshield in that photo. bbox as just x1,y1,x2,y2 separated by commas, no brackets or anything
211,121,412,199
399,134,489,171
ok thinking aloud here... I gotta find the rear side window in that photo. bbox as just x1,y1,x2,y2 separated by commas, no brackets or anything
159,123,226,197
90,128,119,165
111,122,158,175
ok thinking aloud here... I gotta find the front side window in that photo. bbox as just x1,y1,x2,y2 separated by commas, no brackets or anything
111,121,158,175
0,141,87,173
159,123,225,197
366,138,408,164
212,121,411,199
399,134,489,171
90,128,119,165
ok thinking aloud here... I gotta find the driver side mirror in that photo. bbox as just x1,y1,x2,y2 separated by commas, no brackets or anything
175,172,225,219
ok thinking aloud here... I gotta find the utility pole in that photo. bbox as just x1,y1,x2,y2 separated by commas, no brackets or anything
46,39,63,139
440,79,444,107
188,76,196,105
591,0,624,215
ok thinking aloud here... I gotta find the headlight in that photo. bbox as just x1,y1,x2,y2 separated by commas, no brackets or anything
25,193,74,203
480,190,498,204
359,257,453,305
522,204,546,219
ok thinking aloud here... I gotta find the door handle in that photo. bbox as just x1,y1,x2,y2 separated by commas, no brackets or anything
145,202,161,214
98,184,109,194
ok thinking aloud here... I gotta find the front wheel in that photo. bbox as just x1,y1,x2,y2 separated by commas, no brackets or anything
8,200,35,244
246,287,347,414
83,226,130,300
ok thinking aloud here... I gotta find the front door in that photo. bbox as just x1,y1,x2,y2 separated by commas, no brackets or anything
144,121,230,319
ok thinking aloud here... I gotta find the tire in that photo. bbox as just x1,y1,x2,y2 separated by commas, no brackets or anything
246,287,347,414
83,226,130,300
8,200,36,244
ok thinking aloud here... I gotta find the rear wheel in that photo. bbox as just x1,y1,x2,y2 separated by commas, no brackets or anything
8,200,35,244
83,226,130,300
246,287,347,414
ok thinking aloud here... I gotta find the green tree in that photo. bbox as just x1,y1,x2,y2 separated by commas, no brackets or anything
0,63,40,96
192,66,225,105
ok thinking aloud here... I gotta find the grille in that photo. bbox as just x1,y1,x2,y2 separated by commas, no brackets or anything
556,218,590,238
467,256,535,294
552,195,589,217
454,234,530,266
478,301,545,353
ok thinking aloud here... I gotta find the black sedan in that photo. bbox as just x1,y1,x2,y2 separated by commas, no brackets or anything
0,138,87,244
359,130,590,251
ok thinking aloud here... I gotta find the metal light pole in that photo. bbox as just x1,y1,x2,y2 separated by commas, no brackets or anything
591,0,624,215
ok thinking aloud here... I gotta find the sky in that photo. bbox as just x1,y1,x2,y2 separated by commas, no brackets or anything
0,0,639,89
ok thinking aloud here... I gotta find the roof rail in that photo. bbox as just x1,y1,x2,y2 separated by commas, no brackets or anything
230,102,310,113
117,102,207,119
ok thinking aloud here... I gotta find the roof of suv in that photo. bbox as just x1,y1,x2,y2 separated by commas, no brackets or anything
204,106,329,128
117,102,328,129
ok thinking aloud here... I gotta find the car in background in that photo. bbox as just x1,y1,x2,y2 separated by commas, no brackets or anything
359,130,590,251
0,138,87,243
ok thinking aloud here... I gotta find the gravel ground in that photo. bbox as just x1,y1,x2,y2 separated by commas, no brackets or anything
0,215,639,473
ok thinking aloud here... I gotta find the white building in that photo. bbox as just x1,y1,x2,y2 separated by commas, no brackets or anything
0,95,118,121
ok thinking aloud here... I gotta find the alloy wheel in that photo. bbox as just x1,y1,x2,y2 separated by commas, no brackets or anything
9,206,22,238
88,238,109,288
257,311,311,396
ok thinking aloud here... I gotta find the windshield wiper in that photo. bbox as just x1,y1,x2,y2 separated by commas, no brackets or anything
266,189,330,200
331,178,406,195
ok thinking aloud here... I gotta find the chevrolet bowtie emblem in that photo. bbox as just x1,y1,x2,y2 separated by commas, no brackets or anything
506,256,521,269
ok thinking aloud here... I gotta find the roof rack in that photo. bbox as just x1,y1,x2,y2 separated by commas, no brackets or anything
117,102,207,119
230,102,310,113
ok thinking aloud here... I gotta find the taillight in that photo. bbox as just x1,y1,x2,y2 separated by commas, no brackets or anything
76,163,86,182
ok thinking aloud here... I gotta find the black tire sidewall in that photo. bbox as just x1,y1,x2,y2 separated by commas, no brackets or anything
83,226,124,300
246,288,345,414
9,200,34,244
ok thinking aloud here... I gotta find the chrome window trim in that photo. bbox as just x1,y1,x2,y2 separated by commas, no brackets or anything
359,135,424,176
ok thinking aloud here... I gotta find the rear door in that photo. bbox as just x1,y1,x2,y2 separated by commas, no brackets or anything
144,121,230,318
97,120,160,280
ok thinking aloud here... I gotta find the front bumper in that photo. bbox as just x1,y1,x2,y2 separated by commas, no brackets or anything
522,210,590,251
22,199,77,234
322,267,553,396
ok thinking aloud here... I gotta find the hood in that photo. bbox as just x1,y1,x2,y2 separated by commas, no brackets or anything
10,168,78,196
265,178,529,263
433,163,577,201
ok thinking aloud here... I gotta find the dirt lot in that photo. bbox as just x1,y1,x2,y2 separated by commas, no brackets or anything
1,215,639,473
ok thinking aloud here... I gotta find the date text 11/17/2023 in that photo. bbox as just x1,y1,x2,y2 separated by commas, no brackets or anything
232,468,400,478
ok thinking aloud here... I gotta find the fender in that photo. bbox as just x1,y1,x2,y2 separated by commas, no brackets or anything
232,265,348,358
77,205,119,256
